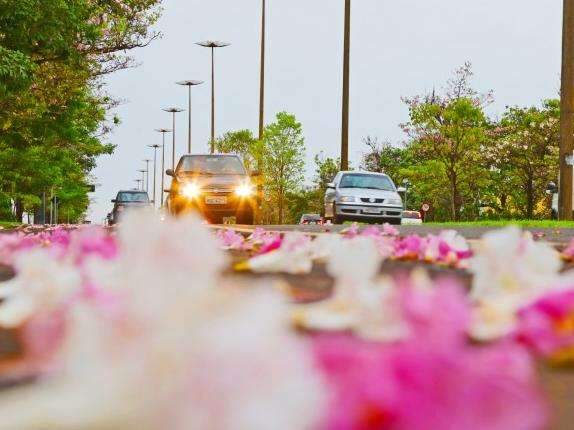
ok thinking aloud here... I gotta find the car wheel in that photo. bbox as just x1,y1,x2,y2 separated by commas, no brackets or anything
387,218,402,226
332,204,344,224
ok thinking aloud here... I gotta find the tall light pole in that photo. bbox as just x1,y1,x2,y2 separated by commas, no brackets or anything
138,169,146,191
134,179,143,191
176,80,203,154
196,41,230,154
259,0,266,142
155,128,172,208
163,107,185,170
143,159,151,193
341,0,351,171
148,144,160,207
560,0,574,220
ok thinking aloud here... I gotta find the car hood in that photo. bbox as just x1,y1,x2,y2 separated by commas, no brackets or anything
338,188,400,199
177,174,247,189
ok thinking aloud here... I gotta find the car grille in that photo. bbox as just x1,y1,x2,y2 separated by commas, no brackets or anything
360,198,384,204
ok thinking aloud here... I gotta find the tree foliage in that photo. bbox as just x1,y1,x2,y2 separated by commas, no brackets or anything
260,112,306,224
0,0,161,221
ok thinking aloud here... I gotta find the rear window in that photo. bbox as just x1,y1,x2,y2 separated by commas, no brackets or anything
118,192,149,203
403,211,421,219
178,155,246,175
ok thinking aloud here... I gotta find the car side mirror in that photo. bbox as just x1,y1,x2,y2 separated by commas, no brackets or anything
166,169,175,177
250,170,261,177
326,182,335,189
111,199,116,203
397,187,407,193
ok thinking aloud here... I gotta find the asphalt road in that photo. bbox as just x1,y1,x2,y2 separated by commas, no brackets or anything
222,224,574,246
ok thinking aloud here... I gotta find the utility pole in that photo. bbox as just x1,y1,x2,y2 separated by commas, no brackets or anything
341,0,351,171
259,0,266,141
560,0,574,220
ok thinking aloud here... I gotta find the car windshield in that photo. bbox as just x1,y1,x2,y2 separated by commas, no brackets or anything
117,192,149,203
339,174,395,191
178,155,246,175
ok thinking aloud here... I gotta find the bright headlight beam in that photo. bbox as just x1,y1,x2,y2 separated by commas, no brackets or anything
181,183,200,199
235,183,254,197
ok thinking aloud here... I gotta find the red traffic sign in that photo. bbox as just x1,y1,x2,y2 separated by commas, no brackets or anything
421,203,430,212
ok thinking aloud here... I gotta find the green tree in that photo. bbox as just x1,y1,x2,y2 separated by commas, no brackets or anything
488,100,560,218
401,63,492,220
214,129,260,172
261,112,306,224
0,0,161,221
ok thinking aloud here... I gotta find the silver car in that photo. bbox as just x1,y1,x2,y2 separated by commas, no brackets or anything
324,171,403,224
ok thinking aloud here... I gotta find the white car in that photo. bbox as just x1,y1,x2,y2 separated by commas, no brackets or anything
401,210,423,225
323,171,403,225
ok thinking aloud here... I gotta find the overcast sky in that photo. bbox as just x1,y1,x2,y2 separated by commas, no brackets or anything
89,0,561,222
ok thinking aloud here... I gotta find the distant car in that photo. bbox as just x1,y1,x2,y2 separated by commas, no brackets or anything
299,214,323,225
324,171,403,225
110,190,151,225
166,154,257,225
401,210,423,225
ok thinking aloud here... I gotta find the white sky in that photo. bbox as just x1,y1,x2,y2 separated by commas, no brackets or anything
89,0,561,222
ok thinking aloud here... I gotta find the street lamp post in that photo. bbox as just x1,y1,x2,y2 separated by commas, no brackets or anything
143,159,151,193
155,128,172,207
148,144,161,207
163,107,185,170
196,41,230,154
176,80,203,154
402,179,411,211
134,179,143,191
138,169,146,191
341,0,351,171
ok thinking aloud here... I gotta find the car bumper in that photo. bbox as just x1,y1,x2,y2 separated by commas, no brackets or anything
170,194,255,217
335,204,403,219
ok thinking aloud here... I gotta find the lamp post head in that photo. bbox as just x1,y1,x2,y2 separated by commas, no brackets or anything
196,41,230,48
176,80,204,87
148,144,161,149
138,169,146,174
154,128,172,134
163,107,185,114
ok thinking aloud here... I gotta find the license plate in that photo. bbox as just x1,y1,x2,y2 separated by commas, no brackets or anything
205,196,227,205
363,208,381,214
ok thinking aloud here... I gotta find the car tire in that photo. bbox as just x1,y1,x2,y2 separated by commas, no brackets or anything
386,218,402,226
332,204,344,224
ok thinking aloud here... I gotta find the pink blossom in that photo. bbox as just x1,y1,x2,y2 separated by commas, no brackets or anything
216,229,247,250
516,288,574,361
314,280,548,430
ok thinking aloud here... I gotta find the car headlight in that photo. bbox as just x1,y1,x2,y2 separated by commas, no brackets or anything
387,198,403,206
181,183,201,199
339,196,355,203
235,183,254,197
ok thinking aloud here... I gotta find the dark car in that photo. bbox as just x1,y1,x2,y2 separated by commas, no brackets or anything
299,214,323,225
110,190,151,225
166,154,257,224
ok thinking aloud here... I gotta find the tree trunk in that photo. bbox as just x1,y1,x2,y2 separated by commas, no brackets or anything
526,174,535,219
278,191,284,224
14,199,23,222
